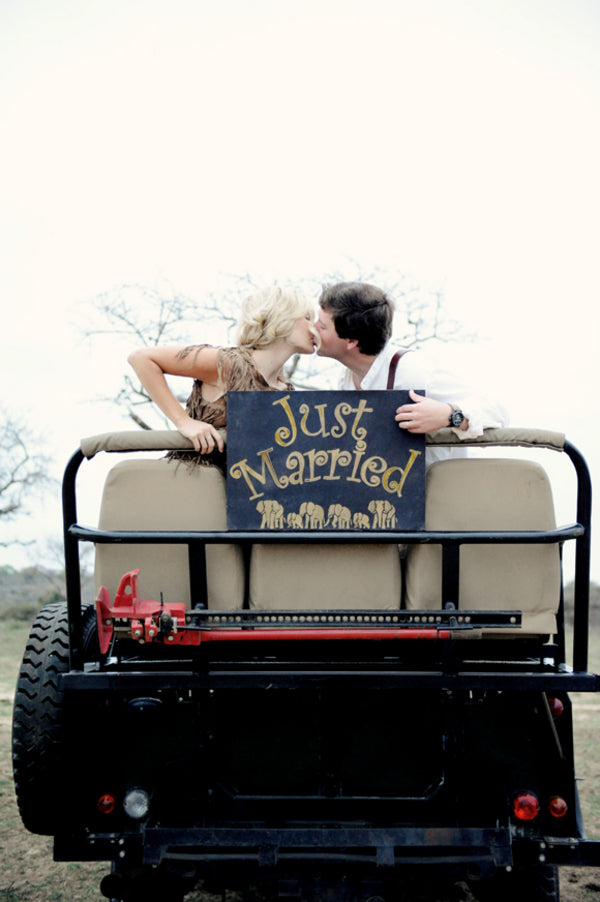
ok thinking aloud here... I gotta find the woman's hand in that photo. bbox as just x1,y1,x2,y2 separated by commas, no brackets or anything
176,416,225,454
128,347,224,451
395,390,457,433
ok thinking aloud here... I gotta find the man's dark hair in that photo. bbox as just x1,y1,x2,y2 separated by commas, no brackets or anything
318,282,394,355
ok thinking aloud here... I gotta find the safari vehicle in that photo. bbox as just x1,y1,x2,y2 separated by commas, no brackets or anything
11,402,600,902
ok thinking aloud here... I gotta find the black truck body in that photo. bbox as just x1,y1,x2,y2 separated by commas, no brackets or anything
12,421,600,902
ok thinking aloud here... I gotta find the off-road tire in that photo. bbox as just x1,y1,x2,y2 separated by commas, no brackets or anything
472,864,559,902
12,601,97,834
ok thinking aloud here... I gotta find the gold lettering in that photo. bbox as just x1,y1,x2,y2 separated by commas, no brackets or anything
299,403,330,438
324,448,353,480
347,448,365,482
331,402,352,438
285,451,305,485
273,395,297,447
360,456,387,488
304,448,330,482
350,399,373,448
382,449,422,497
229,448,288,500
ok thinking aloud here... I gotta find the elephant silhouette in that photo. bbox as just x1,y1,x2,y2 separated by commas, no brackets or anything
368,498,397,529
353,511,370,529
256,498,285,529
298,501,325,529
286,511,303,529
324,502,352,529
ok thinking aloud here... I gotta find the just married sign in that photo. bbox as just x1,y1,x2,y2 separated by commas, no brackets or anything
226,391,425,531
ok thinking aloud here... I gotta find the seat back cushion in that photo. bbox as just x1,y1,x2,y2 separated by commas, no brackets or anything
249,543,402,610
405,458,560,634
95,459,244,610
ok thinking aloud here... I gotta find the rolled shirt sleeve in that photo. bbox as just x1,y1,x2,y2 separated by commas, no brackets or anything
391,347,509,438
340,344,509,438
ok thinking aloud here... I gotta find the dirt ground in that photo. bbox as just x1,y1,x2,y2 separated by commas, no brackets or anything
1,619,599,901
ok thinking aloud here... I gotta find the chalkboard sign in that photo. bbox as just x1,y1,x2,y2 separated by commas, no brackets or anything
226,391,425,531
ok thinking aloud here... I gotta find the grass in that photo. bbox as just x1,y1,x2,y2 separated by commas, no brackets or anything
0,620,29,691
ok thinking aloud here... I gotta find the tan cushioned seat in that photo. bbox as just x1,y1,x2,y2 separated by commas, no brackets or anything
405,458,560,635
95,459,244,610
249,543,402,610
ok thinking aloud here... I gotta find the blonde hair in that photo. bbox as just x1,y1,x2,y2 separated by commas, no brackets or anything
236,286,315,349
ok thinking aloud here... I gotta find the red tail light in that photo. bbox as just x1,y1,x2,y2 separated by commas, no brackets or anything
548,795,568,818
512,791,540,821
97,793,116,815
547,696,564,718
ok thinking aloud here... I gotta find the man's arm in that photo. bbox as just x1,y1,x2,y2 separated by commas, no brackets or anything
396,390,466,433
391,350,508,437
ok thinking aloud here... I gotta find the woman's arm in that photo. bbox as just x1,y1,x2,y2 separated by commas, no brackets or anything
127,346,225,454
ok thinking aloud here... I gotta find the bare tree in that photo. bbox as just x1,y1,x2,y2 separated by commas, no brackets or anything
85,266,472,428
0,408,48,546
84,278,258,429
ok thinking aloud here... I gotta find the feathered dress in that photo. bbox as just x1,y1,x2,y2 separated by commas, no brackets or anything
167,345,294,473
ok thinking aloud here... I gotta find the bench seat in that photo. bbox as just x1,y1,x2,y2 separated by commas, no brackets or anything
404,458,560,635
95,459,245,610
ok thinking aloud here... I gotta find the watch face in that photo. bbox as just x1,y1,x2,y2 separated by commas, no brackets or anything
450,409,465,427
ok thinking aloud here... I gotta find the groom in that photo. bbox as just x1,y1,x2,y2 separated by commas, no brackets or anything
314,281,507,463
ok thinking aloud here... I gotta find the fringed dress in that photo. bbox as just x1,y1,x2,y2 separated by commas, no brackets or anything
167,345,294,473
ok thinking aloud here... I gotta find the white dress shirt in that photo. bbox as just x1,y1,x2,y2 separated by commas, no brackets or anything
338,343,509,465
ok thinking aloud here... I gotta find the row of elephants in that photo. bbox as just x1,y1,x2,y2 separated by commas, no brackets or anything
255,498,399,529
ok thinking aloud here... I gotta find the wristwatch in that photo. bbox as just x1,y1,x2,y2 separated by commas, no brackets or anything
448,405,465,428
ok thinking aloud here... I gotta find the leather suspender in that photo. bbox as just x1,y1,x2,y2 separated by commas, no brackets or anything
386,349,409,389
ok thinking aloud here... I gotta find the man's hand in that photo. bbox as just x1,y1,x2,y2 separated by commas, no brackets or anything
395,390,456,433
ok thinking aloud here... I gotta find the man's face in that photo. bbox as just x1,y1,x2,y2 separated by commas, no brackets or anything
314,307,348,360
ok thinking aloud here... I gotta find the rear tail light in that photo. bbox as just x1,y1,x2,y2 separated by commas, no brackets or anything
547,696,564,718
548,795,568,818
97,793,116,815
512,791,540,821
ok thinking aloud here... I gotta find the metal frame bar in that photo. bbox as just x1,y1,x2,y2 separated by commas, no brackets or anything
54,826,600,869
60,669,600,693
61,437,593,673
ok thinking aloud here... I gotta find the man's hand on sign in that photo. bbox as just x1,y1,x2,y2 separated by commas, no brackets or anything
395,390,467,434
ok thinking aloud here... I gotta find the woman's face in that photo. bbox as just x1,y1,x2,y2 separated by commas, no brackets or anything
287,311,320,354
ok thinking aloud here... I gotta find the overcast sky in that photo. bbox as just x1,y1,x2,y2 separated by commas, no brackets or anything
1,0,599,580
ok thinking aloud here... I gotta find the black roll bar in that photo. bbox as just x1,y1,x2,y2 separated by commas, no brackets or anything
62,429,592,673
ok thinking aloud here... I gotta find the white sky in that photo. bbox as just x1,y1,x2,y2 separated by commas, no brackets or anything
0,0,599,581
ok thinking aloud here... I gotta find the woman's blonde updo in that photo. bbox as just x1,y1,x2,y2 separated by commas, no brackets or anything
236,286,314,349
